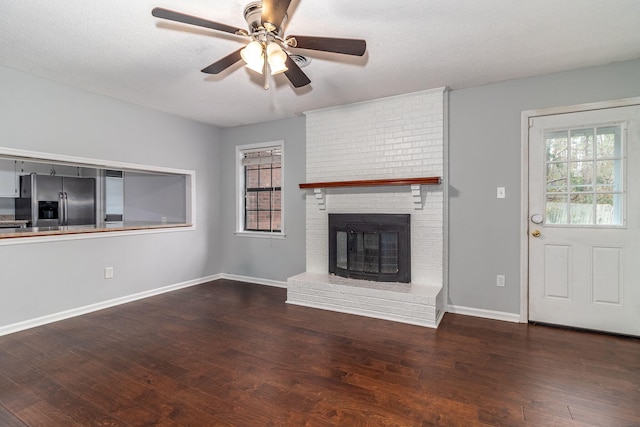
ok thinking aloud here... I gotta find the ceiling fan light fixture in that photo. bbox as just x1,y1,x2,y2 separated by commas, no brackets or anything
245,59,265,74
241,40,264,73
269,61,288,75
266,42,288,74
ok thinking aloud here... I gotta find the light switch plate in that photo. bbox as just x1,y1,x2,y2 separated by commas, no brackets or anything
497,187,506,198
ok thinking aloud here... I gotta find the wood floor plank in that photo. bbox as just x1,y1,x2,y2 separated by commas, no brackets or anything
0,279,639,426
14,400,85,427
0,404,28,427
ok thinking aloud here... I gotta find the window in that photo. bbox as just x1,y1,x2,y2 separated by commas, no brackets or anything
544,125,624,226
236,142,283,236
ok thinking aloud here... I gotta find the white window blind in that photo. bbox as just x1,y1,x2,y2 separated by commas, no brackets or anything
241,147,282,166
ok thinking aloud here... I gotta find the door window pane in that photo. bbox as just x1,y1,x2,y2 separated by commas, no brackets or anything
546,131,568,162
546,162,568,192
569,161,593,192
596,160,620,191
570,129,594,160
544,125,623,226
597,127,621,158
569,194,594,225
546,194,568,224
596,194,617,225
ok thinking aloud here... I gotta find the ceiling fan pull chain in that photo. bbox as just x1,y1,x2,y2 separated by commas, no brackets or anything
263,47,270,90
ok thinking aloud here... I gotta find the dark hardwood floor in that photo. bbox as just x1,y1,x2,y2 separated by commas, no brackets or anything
0,279,638,426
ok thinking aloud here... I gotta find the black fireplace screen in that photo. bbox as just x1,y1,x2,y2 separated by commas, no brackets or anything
329,214,410,283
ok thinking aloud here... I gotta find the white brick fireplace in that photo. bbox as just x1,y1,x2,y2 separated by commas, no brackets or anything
287,88,448,328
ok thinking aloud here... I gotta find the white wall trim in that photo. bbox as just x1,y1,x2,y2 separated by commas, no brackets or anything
519,111,531,323
221,273,288,288
0,274,222,337
448,305,521,323
519,96,640,325
442,87,450,316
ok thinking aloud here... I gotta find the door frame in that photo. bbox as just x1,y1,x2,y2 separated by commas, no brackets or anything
519,96,640,323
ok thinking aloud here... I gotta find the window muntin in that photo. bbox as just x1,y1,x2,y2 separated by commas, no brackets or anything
544,125,623,226
238,144,283,234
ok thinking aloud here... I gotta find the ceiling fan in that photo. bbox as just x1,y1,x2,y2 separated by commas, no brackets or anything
151,1,367,90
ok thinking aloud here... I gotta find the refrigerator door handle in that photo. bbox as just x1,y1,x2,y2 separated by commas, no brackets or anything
58,192,65,226
63,192,69,226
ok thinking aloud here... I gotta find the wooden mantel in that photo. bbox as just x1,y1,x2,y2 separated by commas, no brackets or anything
299,176,441,210
299,176,441,189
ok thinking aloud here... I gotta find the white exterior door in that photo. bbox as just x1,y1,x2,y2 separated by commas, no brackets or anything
528,104,640,336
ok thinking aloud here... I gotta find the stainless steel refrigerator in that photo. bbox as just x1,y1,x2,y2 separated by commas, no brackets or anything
15,173,96,227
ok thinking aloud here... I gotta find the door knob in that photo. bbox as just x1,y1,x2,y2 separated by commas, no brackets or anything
531,214,544,224
531,230,541,237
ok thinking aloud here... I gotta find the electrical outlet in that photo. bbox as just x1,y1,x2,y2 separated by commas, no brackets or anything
104,267,114,279
496,274,505,287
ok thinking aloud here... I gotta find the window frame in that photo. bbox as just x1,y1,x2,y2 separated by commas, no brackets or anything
235,141,285,239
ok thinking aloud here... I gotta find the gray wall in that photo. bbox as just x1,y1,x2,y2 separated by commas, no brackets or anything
448,58,640,314
0,66,222,328
219,117,306,283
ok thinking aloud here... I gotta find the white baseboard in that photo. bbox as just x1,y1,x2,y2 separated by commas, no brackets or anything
1,273,522,338
447,305,522,323
220,273,288,288
0,274,222,337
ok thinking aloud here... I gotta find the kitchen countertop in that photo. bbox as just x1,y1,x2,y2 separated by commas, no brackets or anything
0,222,191,239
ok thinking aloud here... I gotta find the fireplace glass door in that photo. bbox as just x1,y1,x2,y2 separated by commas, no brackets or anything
336,231,399,274
329,214,410,283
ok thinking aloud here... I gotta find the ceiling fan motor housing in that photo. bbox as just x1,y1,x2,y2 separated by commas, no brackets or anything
244,1,287,35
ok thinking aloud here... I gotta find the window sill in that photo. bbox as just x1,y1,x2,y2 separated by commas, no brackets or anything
234,231,286,239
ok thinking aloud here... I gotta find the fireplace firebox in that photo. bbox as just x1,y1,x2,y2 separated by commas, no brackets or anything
329,214,410,283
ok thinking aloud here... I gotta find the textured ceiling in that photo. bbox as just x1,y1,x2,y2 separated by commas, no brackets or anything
1,0,639,128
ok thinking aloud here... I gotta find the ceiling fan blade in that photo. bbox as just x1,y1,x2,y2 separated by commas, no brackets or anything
201,48,243,74
283,54,311,88
261,0,291,30
152,7,245,35
287,35,366,56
